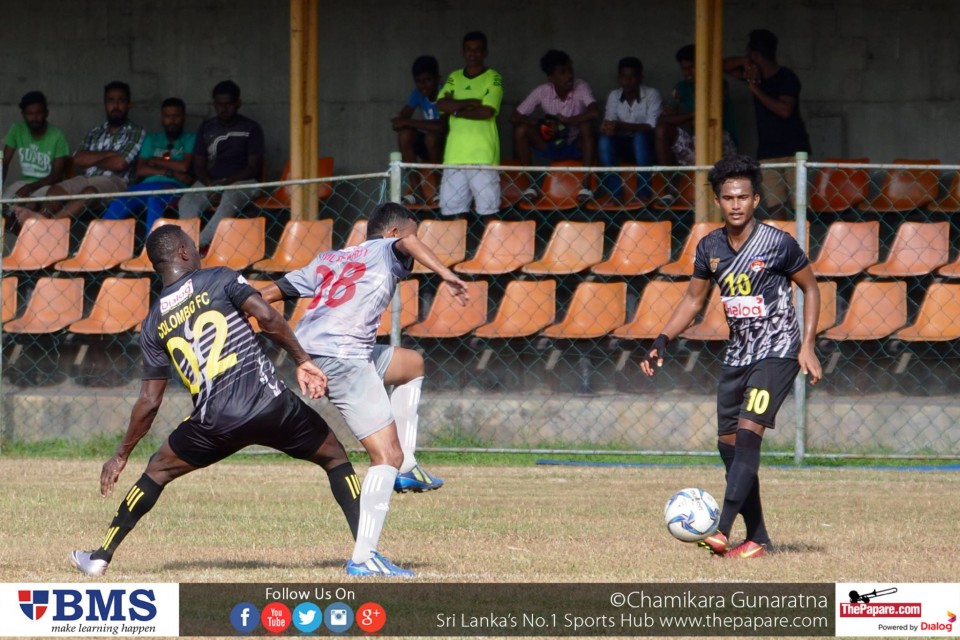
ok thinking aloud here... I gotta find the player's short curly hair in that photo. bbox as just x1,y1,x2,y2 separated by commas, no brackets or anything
367,202,417,238
146,224,188,270
708,155,763,196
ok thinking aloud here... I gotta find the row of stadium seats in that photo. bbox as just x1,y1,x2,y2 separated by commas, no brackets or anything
9,215,960,279
5,274,959,346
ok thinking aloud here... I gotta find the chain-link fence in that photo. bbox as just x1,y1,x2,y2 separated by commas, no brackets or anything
2,156,960,460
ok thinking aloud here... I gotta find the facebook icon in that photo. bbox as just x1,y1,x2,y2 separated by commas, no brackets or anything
230,602,259,633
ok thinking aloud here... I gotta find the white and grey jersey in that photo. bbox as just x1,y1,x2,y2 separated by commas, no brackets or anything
277,237,412,359
692,222,809,367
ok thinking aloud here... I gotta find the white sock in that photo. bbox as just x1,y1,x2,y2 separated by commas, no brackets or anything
391,376,422,473
351,465,398,564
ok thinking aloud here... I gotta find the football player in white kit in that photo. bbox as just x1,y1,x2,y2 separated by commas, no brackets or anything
261,202,469,577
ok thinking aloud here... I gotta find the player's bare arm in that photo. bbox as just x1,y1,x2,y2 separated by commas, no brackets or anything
641,277,711,376
791,264,823,385
101,378,168,498
395,234,470,306
241,293,328,398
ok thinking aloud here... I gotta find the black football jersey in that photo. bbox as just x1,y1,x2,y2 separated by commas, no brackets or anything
140,268,285,431
692,222,809,366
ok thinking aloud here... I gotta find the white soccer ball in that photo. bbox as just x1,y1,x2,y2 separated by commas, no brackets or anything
664,488,720,542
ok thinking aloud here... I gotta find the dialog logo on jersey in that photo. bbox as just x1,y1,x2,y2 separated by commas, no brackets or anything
722,295,767,319
18,590,49,620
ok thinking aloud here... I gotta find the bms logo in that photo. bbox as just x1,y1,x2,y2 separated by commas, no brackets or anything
19,590,49,620
19,588,157,622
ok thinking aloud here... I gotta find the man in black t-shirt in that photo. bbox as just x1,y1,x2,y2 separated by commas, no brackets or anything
641,156,822,559
724,30,811,214
178,80,265,249
70,225,361,577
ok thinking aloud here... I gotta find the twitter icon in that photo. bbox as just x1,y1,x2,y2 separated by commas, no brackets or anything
292,602,323,633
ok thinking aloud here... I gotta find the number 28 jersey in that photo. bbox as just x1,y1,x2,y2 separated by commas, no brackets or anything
692,223,809,367
278,237,412,359
140,268,285,431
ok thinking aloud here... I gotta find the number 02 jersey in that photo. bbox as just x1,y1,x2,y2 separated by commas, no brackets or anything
140,268,285,431
278,237,412,359
692,223,809,367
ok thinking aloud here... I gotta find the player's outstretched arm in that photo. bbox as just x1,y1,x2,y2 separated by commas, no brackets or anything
102,378,167,498
241,293,327,398
791,265,823,385
640,277,711,376
395,234,470,306
258,282,285,304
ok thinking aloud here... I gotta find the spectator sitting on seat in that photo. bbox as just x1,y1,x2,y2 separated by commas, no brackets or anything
512,49,600,198
11,81,145,224
655,44,738,168
102,97,196,234
178,80,264,250
392,55,446,205
2,91,70,206
597,56,662,202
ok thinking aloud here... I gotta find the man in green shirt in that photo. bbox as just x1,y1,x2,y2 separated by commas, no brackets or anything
2,91,70,201
435,31,503,217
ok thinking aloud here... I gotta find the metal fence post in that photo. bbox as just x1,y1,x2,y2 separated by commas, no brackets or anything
388,152,403,348
793,151,809,465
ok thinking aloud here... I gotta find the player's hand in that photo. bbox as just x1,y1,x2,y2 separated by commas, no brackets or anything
295,360,328,399
100,455,127,498
640,334,669,377
799,347,822,386
600,120,616,136
443,273,470,306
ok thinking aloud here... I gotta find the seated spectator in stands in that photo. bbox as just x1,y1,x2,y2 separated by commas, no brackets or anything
655,44,738,167
2,91,70,203
11,81,145,223
724,29,810,214
102,97,195,233
512,49,600,198
392,55,446,205
178,80,264,250
597,56,661,201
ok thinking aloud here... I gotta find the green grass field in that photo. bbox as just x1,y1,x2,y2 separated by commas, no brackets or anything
1,455,956,584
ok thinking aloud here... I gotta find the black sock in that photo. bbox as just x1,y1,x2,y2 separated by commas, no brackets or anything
327,462,361,540
91,473,163,563
717,430,762,536
718,440,735,475
742,478,770,545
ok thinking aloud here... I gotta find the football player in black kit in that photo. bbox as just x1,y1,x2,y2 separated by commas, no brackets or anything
71,225,361,576
641,155,822,559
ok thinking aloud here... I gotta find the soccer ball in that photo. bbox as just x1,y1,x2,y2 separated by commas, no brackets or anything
664,488,720,542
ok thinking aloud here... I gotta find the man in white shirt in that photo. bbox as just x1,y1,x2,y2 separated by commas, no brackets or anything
598,57,662,201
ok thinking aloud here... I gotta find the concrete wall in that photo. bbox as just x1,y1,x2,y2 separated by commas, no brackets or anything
1,0,957,178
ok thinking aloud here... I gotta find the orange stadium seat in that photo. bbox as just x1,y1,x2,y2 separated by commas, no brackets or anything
895,283,960,342
252,219,332,272
651,171,696,211
860,158,940,213
4,277,83,334
405,280,488,338
201,217,266,270
820,281,907,341
927,171,960,213
377,279,419,337
454,220,536,275
813,280,838,334
499,160,533,209
3,217,70,270
591,221,672,277
244,279,286,333
518,160,584,212
613,280,687,340
404,169,441,211
475,279,556,338
659,222,723,277
586,171,647,212
251,157,334,210
543,281,626,339
288,296,313,332
522,221,604,275
809,221,880,277
55,219,135,272
866,221,949,277
2,277,18,323
808,158,870,213
121,218,201,272
412,219,467,273
680,287,728,342
341,219,368,249
763,219,797,238
69,278,150,334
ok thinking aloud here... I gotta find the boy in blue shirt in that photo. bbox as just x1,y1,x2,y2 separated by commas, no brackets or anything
391,55,446,204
